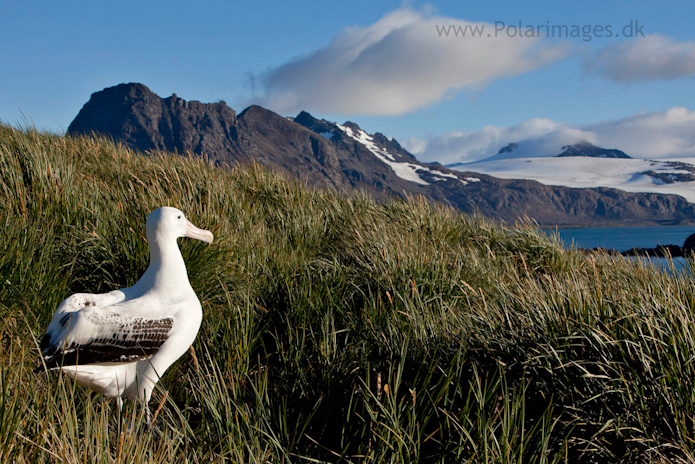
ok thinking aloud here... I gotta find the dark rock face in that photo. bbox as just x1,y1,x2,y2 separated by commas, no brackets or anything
68,83,240,160
613,232,695,257
622,244,684,258
497,143,518,155
556,141,631,159
639,161,695,184
683,233,695,253
68,83,695,226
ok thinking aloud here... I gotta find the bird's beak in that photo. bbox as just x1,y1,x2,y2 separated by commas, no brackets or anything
185,220,214,244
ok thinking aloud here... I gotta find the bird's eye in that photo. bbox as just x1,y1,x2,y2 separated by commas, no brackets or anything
177,215,182,219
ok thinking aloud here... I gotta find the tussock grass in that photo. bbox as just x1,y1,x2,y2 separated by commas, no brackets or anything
2,123,695,462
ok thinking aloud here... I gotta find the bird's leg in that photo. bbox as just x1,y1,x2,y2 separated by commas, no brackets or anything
115,399,125,464
116,396,129,434
116,396,125,433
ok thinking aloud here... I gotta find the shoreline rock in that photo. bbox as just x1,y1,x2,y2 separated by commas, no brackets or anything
582,232,695,258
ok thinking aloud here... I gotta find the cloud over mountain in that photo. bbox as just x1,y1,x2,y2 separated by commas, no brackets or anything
246,7,568,116
405,107,695,164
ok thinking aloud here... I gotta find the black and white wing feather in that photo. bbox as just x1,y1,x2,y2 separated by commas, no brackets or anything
40,291,126,353
42,307,173,368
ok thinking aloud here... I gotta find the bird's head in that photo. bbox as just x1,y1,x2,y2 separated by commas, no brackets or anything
146,207,214,245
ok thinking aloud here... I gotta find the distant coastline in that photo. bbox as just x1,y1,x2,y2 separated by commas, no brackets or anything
543,221,695,230
542,224,695,256
588,245,690,258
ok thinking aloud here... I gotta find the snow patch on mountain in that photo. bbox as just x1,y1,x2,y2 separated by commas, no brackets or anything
429,170,459,181
337,124,430,185
336,124,472,186
458,176,481,186
452,157,695,202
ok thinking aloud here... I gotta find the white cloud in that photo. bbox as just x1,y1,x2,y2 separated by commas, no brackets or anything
405,118,570,162
583,107,695,157
247,8,569,116
406,107,695,164
586,34,695,82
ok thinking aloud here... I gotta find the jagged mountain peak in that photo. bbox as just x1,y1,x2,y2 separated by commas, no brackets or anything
238,104,273,117
106,82,154,97
238,104,297,127
557,141,631,159
293,114,405,157
293,111,336,136
341,121,363,133
294,110,318,123
68,83,238,158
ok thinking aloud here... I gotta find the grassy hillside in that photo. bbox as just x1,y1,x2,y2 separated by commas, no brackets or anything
2,123,695,463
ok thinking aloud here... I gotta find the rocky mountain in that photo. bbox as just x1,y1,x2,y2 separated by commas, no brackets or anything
67,83,422,199
555,141,631,159
67,83,695,226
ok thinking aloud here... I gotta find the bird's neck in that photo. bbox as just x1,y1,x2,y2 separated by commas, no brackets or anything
135,238,192,295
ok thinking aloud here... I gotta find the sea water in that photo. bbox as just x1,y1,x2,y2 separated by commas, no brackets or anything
543,225,694,251
542,225,695,273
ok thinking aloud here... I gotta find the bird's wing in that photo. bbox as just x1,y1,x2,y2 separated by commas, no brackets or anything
42,305,173,367
40,291,127,352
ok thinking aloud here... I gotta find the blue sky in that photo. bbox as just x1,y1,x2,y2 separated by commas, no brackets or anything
2,0,694,163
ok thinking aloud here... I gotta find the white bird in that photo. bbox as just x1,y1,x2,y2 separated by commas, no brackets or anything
40,207,214,418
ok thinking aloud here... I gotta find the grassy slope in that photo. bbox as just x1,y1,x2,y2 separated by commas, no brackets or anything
2,124,695,463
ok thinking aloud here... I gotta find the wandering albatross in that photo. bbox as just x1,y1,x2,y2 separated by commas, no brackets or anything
39,207,214,418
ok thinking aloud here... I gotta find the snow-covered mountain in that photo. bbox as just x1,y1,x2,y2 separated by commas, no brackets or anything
449,142,695,202
491,141,631,160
